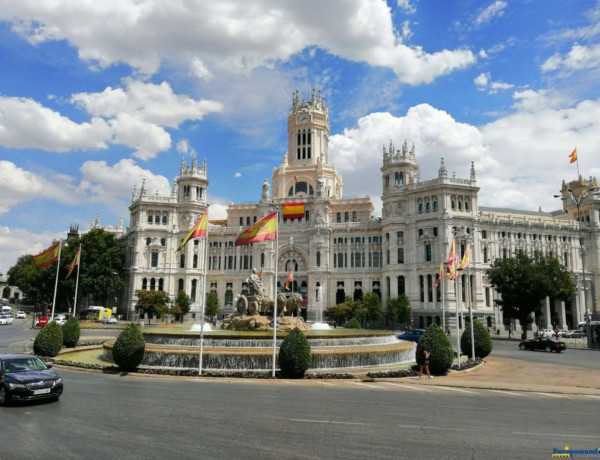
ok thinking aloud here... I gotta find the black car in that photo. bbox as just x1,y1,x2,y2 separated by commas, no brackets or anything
397,329,426,342
518,337,566,353
0,354,63,405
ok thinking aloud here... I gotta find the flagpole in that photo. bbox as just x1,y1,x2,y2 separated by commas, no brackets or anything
199,223,209,376
441,264,445,332
467,264,475,360
73,245,81,318
51,240,62,320
272,214,279,377
454,273,461,367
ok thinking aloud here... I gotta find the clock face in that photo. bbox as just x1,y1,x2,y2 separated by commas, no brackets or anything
299,115,308,123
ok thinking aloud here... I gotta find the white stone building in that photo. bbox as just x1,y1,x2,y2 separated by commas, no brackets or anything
121,90,600,333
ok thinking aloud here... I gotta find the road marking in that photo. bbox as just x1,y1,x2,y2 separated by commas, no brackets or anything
486,389,523,396
290,419,369,426
534,392,563,398
435,385,477,394
398,424,483,433
346,381,390,390
584,394,600,399
380,383,431,392
514,432,599,439
313,380,335,386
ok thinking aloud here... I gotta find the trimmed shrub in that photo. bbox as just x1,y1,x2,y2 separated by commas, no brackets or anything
416,324,454,375
112,324,145,372
33,321,63,357
344,317,361,329
460,319,493,358
62,317,81,348
278,327,312,379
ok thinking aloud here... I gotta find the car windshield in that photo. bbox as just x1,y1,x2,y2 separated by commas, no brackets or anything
2,357,47,373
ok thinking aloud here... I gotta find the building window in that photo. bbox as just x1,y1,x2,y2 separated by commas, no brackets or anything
142,278,148,290
398,276,405,295
433,201,438,211
397,248,404,264
395,172,403,185
336,212,341,223
418,203,424,213
425,202,431,212
150,278,156,290
180,254,185,268
425,244,432,262
158,278,164,291
147,214,153,224
316,251,321,267
154,214,160,224
191,280,197,300
178,279,184,292
419,275,424,302
344,212,349,222
161,238,166,246
193,254,198,268
146,237,151,246
151,252,158,267
162,214,168,225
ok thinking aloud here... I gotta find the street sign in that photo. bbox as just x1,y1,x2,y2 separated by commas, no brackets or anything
38,316,49,327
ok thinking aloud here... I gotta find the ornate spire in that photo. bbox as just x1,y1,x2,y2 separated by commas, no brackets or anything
439,158,447,178
470,161,476,181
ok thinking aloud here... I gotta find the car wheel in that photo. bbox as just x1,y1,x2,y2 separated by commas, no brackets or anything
546,345,552,352
0,387,10,406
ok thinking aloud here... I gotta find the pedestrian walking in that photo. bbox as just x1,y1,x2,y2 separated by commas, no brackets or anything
508,327,512,339
446,326,451,336
418,348,433,379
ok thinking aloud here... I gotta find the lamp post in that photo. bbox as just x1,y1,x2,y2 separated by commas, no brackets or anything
453,226,475,361
555,186,600,349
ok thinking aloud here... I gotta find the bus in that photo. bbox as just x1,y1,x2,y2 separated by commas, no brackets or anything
84,306,112,321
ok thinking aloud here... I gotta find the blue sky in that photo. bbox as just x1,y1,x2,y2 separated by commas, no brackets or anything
1,0,599,276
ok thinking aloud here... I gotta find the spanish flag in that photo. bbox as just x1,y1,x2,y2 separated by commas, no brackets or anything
458,243,470,271
177,210,208,251
434,260,443,288
235,212,277,246
283,201,305,219
446,238,459,280
32,242,61,268
66,247,80,279
285,269,293,290
569,148,577,164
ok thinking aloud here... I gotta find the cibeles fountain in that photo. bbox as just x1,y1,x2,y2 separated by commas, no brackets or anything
102,269,415,372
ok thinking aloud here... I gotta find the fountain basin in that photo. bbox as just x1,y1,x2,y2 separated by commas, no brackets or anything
101,331,415,371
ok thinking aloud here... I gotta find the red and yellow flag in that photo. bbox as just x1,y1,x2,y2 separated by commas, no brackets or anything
569,148,577,164
32,242,60,268
235,212,277,246
257,269,263,279
66,247,80,279
458,243,470,271
285,269,293,290
283,201,305,219
434,260,443,288
446,238,459,279
177,210,208,251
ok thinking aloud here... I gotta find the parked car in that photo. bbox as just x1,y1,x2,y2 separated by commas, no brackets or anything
0,354,63,405
397,328,426,342
52,315,67,326
0,315,10,325
562,330,585,338
102,316,117,324
16,311,26,319
519,337,566,352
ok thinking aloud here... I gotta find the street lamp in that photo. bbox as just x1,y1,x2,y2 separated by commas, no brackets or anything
554,186,600,349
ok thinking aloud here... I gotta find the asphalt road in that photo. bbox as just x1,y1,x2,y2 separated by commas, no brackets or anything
2,368,599,460
1,324,599,459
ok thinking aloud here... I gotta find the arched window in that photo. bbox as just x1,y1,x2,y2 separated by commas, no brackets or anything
178,279,184,292
433,201,438,211
418,203,424,213
425,202,431,212
397,248,404,264
142,278,148,290
180,254,185,268
162,214,168,225
150,278,156,290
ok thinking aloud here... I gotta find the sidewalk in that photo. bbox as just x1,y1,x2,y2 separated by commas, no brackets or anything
376,355,600,396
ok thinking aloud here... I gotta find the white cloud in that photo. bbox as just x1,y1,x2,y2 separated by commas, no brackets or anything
474,71,514,93
0,0,475,85
0,95,110,152
397,0,416,14
0,226,66,278
541,43,600,73
329,91,600,212
79,159,171,204
70,79,223,129
234,172,242,178
476,1,508,25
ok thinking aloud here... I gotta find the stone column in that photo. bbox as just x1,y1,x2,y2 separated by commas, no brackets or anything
544,297,552,329
558,300,567,329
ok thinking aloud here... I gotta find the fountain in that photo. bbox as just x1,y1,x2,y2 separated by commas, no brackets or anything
311,285,332,330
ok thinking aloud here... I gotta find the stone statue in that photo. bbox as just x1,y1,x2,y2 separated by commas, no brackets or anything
247,268,264,296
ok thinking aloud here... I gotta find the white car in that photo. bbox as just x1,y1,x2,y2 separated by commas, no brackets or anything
16,311,26,319
102,316,117,324
52,315,67,326
0,315,10,325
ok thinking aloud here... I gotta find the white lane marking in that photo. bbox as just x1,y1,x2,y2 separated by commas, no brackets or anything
346,381,390,390
534,392,563,398
514,431,599,439
584,394,600,399
398,424,483,433
435,385,477,394
313,380,335,386
486,389,523,396
290,419,369,426
379,382,431,392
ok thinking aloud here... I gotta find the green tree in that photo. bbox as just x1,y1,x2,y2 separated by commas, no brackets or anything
488,251,551,339
387,294,411,329
416,324,454,375
175,290,191,320
363,292,383,325
8,254,56,307
278,328,312,378
536,253,577,314
205,291,220,321
460,318,493,358
135,290,169,322
112,324,145,372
